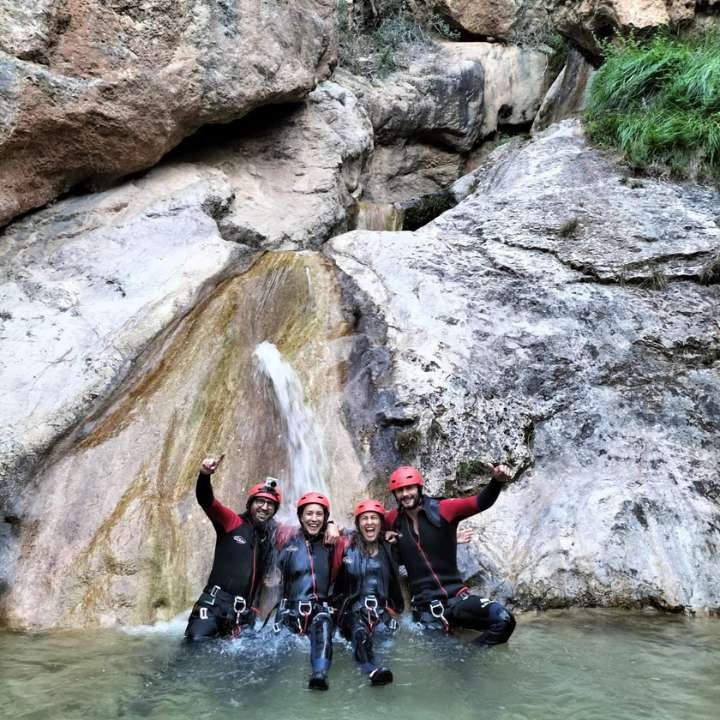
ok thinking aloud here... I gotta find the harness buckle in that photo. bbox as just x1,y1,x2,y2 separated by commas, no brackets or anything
233,596,247,614
298,601,313,617
429,599,446,619
363,595,379,611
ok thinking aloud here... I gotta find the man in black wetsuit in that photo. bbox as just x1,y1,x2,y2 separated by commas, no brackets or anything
385,464,516,644
275,491,343,691
185,455,281,641
333,499,403,686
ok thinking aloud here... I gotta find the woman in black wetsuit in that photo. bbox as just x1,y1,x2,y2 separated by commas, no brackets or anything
333,499,404,686
275,491,343,691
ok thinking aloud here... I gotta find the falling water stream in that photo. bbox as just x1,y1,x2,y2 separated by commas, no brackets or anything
252,340,330,521
1,610,718,719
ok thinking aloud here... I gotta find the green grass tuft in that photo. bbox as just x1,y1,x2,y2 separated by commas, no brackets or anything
585,31,720,182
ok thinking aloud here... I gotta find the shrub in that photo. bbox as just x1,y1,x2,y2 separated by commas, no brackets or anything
336,0,457,78
584,31,720,182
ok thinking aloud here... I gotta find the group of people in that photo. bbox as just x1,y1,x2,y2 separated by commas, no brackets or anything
185,455,516,690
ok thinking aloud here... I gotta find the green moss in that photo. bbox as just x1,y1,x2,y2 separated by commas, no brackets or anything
455,459,489,484
395,428,422,457
585,30,720,182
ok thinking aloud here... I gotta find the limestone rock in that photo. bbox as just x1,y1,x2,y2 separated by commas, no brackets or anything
551,0,699,55
0,164,244,499
443,42,548,136
327,120,720,612
431,0,519,39
531,48,596,133
179,81,374,250
1,250,364,630
336,42,547,205
0,0,336,226
335,56,486,152
362,141,463,203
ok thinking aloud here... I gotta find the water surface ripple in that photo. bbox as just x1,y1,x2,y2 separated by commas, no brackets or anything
1,610,718,720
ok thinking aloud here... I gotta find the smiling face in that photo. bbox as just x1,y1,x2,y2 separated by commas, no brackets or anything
249,497,277,526
393,484,421,511
357,511,382,543
300,503,326,536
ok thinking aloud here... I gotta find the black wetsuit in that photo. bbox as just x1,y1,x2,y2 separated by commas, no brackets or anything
185,473,275,641
276,527,342,675
386,479,516,644
333,535,403,674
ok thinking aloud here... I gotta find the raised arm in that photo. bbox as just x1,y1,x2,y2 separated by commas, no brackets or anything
195,455,243,532
439,464,513,523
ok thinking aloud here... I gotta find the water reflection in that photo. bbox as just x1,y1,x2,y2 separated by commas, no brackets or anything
1,610,718,720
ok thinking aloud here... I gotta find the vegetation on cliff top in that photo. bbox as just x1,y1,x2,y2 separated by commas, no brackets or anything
585,31,720,182
336,0,458,77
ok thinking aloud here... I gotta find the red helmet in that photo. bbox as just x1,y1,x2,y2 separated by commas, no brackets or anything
354,499,385,519
246,480,282,510
388,466,424,492
297,491,330,513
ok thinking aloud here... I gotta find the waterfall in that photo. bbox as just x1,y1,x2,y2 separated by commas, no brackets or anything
252,340,330,521
355,201,404,231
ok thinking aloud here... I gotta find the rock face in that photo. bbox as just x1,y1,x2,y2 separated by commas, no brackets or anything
430,0,520,39
1,249,365,630
177,81,374,250
532,48,596,133
337,42,547,203
0,80,373,626
551,0,699,54
327,120,720,612
0,0,336,226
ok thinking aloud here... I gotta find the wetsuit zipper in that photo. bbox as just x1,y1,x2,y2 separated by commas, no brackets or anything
404,513,448,599
305,538,318,599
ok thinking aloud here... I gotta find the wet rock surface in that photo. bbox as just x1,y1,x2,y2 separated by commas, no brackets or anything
327,120,720,612
0,0,336,226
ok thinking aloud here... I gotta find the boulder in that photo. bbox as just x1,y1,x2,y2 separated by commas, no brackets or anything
362,140,463,203
551,0,699,55
178,81,374,250
0,0,336,226
0,164,244,498
430,0,519,39
336,42,547,204
443,42,548,136
327,120,720,612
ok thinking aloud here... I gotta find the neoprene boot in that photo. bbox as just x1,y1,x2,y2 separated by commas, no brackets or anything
308,671,329,690
368,667,393,686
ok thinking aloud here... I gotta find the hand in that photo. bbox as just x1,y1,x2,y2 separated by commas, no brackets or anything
456,526,474,544
383,530,400,544
491,463,513,483
200,454,224,475
324,522,340,545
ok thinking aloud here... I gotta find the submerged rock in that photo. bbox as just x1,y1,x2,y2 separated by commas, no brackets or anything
0,0,336,226
327,120,720,612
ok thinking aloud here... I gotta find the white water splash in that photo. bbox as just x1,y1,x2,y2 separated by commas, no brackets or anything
121,612,188,636
252,341,329,521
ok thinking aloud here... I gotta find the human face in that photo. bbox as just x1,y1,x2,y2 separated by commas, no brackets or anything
394,484,421,511
250,497,277,525
357,511,382,543
300,503,325,536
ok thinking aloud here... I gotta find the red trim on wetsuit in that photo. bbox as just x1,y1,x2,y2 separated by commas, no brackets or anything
438,478,503,523
196,472,243,532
